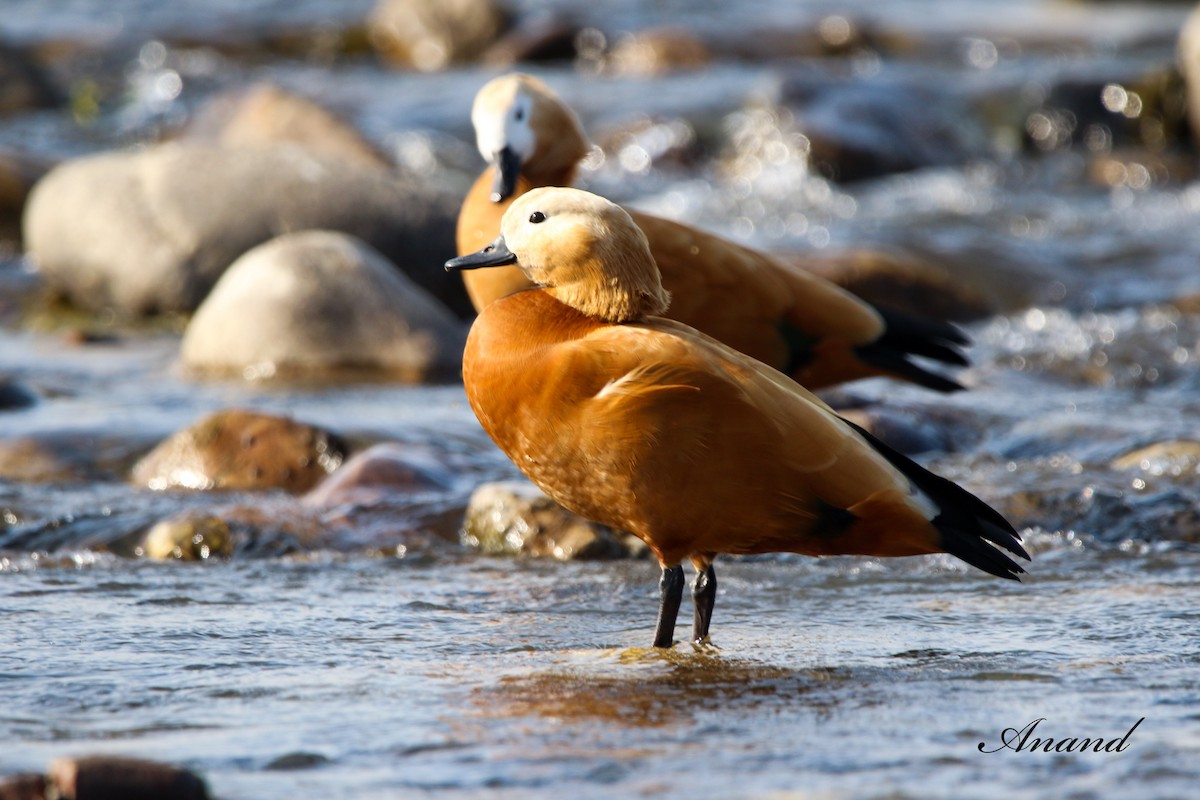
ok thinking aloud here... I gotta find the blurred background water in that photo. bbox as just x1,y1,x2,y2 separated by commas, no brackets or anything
2,1,1200,798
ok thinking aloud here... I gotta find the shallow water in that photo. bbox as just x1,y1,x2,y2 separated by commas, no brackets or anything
4,545,1198,799
3,0,1200,797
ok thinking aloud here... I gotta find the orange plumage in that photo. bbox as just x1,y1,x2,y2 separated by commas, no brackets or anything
457,73,968,393
446,187,1027,647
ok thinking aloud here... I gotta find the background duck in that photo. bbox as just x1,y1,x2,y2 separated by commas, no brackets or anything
456,73,970,393
447,187,1028,647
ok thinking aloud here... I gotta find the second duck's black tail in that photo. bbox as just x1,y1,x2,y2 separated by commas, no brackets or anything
855,305,971,393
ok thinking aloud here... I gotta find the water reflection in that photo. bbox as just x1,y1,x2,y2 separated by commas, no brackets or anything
479,648,829,727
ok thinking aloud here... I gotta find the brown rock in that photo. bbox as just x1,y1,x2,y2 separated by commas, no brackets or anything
131,409,346,493
368,0,509,71
1111,440,1200,474
183,82,390,170
463,481,645,560
49,756,209,800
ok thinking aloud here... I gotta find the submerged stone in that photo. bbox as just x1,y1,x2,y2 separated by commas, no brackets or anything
140,513,232,560
303,442,459,507
463,480,645,560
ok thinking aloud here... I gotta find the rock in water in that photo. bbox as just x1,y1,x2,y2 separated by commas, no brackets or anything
463,480,645,560
182,82,391,170
132,409,346,493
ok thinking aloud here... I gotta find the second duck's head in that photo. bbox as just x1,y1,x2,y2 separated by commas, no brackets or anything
446,187,671,323
471,73,590,202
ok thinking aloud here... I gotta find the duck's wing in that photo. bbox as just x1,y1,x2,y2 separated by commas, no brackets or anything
630,210,968,392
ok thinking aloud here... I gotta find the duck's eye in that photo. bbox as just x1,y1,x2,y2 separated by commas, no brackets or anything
529,211,546,224
515,108,525,122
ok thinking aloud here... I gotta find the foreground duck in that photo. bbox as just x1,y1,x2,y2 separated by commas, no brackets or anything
457,73,969,393
446,187,1028,647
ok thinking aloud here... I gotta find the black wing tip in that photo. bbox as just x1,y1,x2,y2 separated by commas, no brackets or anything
938,518,1030,581
921,341,971,367
979,519,1031,562
919,369,967,394
840,418,1031,582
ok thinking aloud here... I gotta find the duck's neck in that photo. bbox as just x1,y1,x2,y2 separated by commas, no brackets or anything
540,232,671,323
545,283,649,324
520,159,579,191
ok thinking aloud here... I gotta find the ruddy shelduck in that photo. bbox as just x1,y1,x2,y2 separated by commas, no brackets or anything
446,187,1028,648
457,73,969,393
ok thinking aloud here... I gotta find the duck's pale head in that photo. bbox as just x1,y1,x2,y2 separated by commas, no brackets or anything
446,187,671,323
471,74,589,202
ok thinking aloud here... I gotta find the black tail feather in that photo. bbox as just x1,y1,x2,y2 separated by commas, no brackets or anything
842,419,1029,580
853,349,967,393
875,305,971,349
854,305,971,393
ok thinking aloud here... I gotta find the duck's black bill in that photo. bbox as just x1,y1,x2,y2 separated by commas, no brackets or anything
444,236,518,272
490,146,522,202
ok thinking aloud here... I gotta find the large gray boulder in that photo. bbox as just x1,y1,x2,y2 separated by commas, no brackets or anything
23,142,470,317
181,230,466,380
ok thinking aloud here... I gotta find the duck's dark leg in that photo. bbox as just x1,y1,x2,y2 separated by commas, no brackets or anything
692,563,717,644
652,564,685,648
